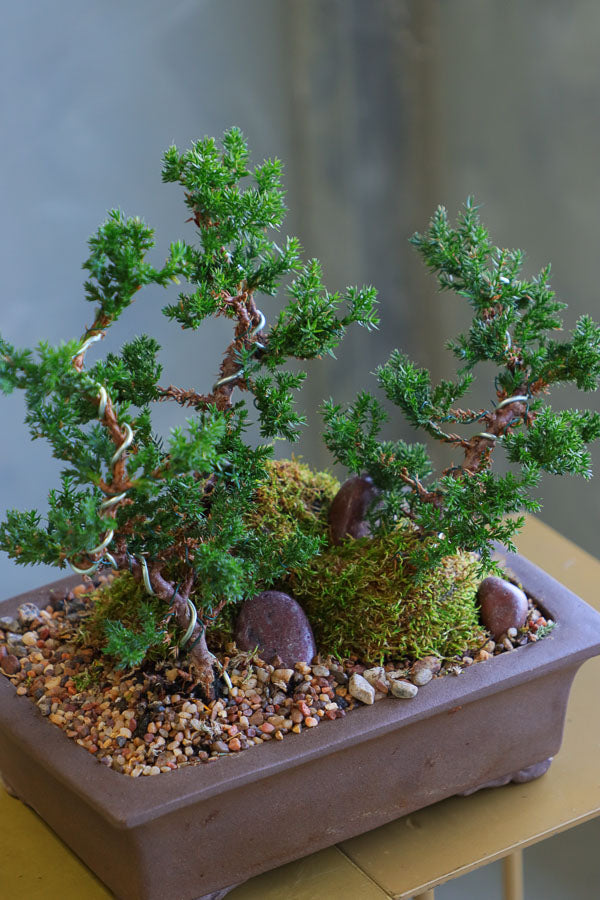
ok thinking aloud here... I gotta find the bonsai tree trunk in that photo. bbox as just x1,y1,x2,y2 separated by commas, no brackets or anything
113,554,218,699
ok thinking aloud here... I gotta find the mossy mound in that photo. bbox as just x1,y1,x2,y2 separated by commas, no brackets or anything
208,458,339,645
288,528,486,663
247,457,339,542
84,572,173,665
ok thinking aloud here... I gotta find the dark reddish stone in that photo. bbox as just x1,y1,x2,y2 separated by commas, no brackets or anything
234,591,316,666
328,475,379,545
0,653,20,675
478,576,528,639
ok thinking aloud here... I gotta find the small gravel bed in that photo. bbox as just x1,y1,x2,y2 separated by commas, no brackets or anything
0,580,553,777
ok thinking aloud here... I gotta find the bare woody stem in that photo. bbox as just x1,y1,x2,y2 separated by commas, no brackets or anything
73,321,136,499
401,395,535,516
156,287,265,413
399,468,444,508
149,566,216,696
110,549,217,697
456,397,530,476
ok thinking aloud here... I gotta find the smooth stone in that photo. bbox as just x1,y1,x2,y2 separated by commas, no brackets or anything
267,715,286,729
328,475,379,545
271,668,294,684
17,602,41,627
234,591,317,667
211,741,230,754
0,654,20,675
410,656,441,686
348,673,375,705
5,633,26,656
311,664,330,678
362,666,387,688
36,697,52,716
478,576,528,639
390,680,418,699
0,616,21,634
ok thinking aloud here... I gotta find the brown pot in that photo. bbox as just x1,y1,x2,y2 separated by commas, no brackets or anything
1,551,600,900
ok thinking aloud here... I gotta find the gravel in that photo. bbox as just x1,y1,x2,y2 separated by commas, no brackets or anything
0,579,551,777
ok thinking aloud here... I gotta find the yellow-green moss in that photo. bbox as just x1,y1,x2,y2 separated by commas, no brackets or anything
85,571,173,663
246,457,339,542
288,526,486,663
84,465,485,669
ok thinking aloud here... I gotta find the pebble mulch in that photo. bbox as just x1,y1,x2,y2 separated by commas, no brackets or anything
0,581,554,777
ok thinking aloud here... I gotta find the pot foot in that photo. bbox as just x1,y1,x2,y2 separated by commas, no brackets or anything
0,770,19,798
194,885,241,900
457,756,553,796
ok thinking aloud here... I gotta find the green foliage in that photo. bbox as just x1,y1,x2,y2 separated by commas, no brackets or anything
160,134,379,440
86,572,171,669
410,198,600,397
103,605,167,669
264,261,379,364
252,371,307,441
405,467,542,574
72,660,104,692
503,407,600,477
322,391,432,483
0,129,378,670
91,336,162,407
4,138,598,674
323,199,600,575
83,210,192,321
0,475,110,566
161,130,301,330
535,621,556,639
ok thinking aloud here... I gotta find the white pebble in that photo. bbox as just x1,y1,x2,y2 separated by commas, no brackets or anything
390,680,418,699
311,665,330,678
362,666,387,688
271,668,294,684
348,673,375,705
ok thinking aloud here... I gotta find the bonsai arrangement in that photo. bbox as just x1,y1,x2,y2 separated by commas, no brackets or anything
2,129,600,900
2,129,600,744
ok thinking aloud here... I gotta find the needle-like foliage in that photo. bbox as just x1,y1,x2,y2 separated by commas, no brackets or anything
323,199,600,574
0,129,378,687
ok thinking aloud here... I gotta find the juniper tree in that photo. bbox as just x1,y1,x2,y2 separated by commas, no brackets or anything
323,198,600,574
0,128,378,693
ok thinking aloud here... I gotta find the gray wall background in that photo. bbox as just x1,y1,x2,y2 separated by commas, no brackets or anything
1,0,599,598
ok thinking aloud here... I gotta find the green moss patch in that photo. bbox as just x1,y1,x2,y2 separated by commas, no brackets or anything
289,527,486,664
247,457,339,542
85,572,173,666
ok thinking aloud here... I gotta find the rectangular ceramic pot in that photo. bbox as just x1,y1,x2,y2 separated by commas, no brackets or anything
1,550,600,900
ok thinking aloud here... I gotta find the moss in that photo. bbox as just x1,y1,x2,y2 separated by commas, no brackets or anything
246,457,339,542
288,525,486,664
84,465,484,669
85,571,174,664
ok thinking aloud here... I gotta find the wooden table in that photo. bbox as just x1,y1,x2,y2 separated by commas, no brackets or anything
1,517,599,899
